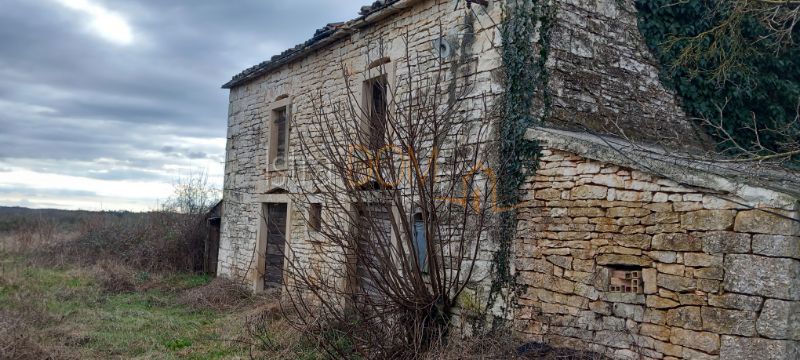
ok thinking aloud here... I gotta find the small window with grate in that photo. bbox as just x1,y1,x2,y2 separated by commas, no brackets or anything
608,266,643,294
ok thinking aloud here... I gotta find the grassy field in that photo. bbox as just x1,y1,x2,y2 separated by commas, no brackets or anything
0,206,328,360
0,207,600,360
0,252,253,359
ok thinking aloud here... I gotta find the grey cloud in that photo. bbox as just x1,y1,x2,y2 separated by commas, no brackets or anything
0,186,98,198
0,0,368,209
0,185,154,211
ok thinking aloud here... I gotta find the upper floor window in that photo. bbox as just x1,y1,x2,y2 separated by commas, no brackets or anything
270,106,289,169
363,76,387,152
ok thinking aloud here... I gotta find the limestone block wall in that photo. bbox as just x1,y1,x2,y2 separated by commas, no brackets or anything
217,84,268,278
218,0,708,289
545,0,701,148
515,148,799,360
218,0,505,288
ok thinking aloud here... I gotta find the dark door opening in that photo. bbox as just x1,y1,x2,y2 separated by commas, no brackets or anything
355,203,392,299
264,203,288,289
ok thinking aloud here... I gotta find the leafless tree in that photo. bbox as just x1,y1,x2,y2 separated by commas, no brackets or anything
162,171,221,215
664,0,800,82
696,97,800,165
264,29,504,358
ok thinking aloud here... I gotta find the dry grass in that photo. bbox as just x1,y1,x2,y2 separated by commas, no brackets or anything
422,333,521,360
0,261,79,360
425,336,609,360
0,217,74,255
89,260,138,294
0,211,611,359
235,301,331,359
516,342,610,360
0,254,250,359
180,277,254,311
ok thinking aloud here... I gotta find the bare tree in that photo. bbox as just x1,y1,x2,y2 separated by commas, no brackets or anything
696,97,800,165
263,29,504,358
663,0,800,82
162,171,221,215
623,0,800,196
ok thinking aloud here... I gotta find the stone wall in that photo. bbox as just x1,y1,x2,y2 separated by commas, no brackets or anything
515,147,799,360
218,0,505,289
544,0,702,149
219,0,704,289
219,1,798,357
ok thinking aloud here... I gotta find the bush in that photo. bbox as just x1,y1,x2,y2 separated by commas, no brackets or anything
37,211,207,273
0,215,60,254
91,260,138,294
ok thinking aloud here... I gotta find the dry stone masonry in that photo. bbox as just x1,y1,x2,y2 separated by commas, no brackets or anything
515,129,799,360
218,0,799,359
219,0,507,293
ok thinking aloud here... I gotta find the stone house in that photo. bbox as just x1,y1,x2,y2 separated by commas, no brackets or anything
218,0,799,359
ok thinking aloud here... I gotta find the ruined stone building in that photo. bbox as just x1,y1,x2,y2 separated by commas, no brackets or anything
218,0,799,359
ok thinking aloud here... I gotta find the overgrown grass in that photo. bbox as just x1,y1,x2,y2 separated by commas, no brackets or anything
0,209,607,359
0,252,248,359
0,208,334,360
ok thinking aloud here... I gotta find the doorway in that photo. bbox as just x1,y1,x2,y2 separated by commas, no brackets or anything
263,203,288,289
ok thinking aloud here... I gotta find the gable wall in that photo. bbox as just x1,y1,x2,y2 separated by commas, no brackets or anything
545,0,701,148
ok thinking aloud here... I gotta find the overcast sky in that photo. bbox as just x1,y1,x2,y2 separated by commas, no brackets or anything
0,0,367,211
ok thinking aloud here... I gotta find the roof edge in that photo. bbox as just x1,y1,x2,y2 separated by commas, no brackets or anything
222,0,423,89
525,127,800,210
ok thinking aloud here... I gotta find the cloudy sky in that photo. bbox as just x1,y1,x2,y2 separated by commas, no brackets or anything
0,0,367,211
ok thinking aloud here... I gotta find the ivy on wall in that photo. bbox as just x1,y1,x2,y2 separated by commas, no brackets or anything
483,0,554,326
635,0,800,163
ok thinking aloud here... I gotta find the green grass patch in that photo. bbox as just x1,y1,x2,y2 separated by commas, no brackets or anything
0,253,247,359
164,272,214,289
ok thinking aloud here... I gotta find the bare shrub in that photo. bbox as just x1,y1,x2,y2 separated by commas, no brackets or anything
272,25,505,358
0,321,58,360
161,171,220,215
242,302,325,359
22,172,219,273
90,260,138,294
1,216,61,254
36,210,207,273
180,277,253,311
